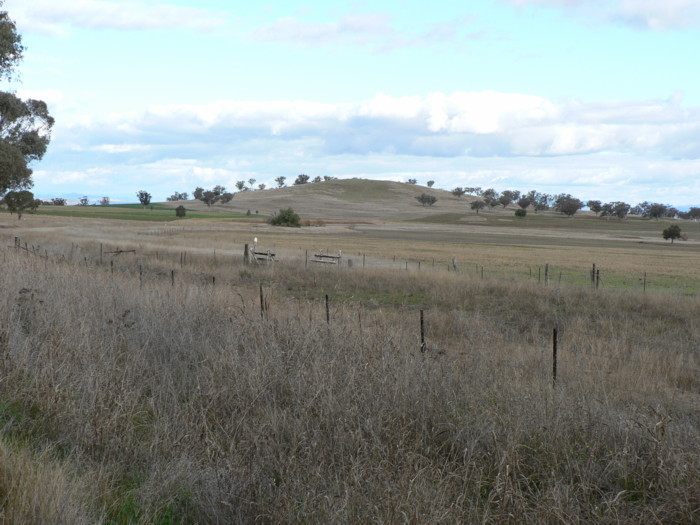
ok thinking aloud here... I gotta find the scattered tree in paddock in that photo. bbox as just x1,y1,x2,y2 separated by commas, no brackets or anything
258,183,266,190
452,187,466,198
2,190,38,219
587,200,602,215
662,224,682,243
167,191,188,201
100,196,110,206
219,192,234,204
517,195,532,210
312,176,322,183
175,205,186,218
192,187,204,200
554,194,584,216
235,181,246,191
294,174,310,185
275,176,286,187
79,196,89,206
515,208,527,217
201,191,218,207
212,185,226,195
601,201,630,220
415,193,437,207
427,180,435,188
406,178,417,185
136,190,152,207
499,190,520,208
51,197,66,206
470,199,486,214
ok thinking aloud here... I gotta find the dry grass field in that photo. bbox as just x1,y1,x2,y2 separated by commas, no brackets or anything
0,180,698,523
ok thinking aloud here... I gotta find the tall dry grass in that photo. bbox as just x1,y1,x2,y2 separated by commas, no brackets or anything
0,247,697,523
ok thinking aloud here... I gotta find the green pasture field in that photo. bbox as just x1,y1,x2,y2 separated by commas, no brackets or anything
24,203,259,221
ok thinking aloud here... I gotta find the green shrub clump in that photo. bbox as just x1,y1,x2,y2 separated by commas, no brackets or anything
270,208,301,227
515,208,527,217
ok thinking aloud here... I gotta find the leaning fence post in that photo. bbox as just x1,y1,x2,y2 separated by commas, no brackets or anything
552,328,558,388
420,310,426,352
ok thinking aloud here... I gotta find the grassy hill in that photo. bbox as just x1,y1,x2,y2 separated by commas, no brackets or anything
170,179,469,221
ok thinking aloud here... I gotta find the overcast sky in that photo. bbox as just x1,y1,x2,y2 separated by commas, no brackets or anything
5,0,700,206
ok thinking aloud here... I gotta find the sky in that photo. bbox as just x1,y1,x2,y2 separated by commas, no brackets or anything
4,0,700,206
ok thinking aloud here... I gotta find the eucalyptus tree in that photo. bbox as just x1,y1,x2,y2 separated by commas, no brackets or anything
0,5,54,196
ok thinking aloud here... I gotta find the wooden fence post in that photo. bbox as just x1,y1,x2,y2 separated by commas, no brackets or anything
171,270,175,287
259,283,265,320
545,264,550,286
420,310,426,352
325,294,330,325
552,328,558,388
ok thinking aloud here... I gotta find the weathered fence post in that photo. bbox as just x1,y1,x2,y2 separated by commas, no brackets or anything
552,328,558,388
171,270,175,287
596,269,600,289
325,294,330,325
420,310,426,352
452,258,459,273
139,265,143,288
591,263,596,288
545,264,550,286
259,282,265,320
14,237,20,252
110,259,114,275
100,243,103,266
643,272,647,293
244,244,250,265
363,254,366,269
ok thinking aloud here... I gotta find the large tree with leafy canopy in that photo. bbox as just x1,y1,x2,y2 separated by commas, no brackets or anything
0,3,54,196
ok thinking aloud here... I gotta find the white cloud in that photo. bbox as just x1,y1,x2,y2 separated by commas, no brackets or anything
250,13,480,51
6,0,226,35
36,91,700,205
508,0,700,30
61,91,700,160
